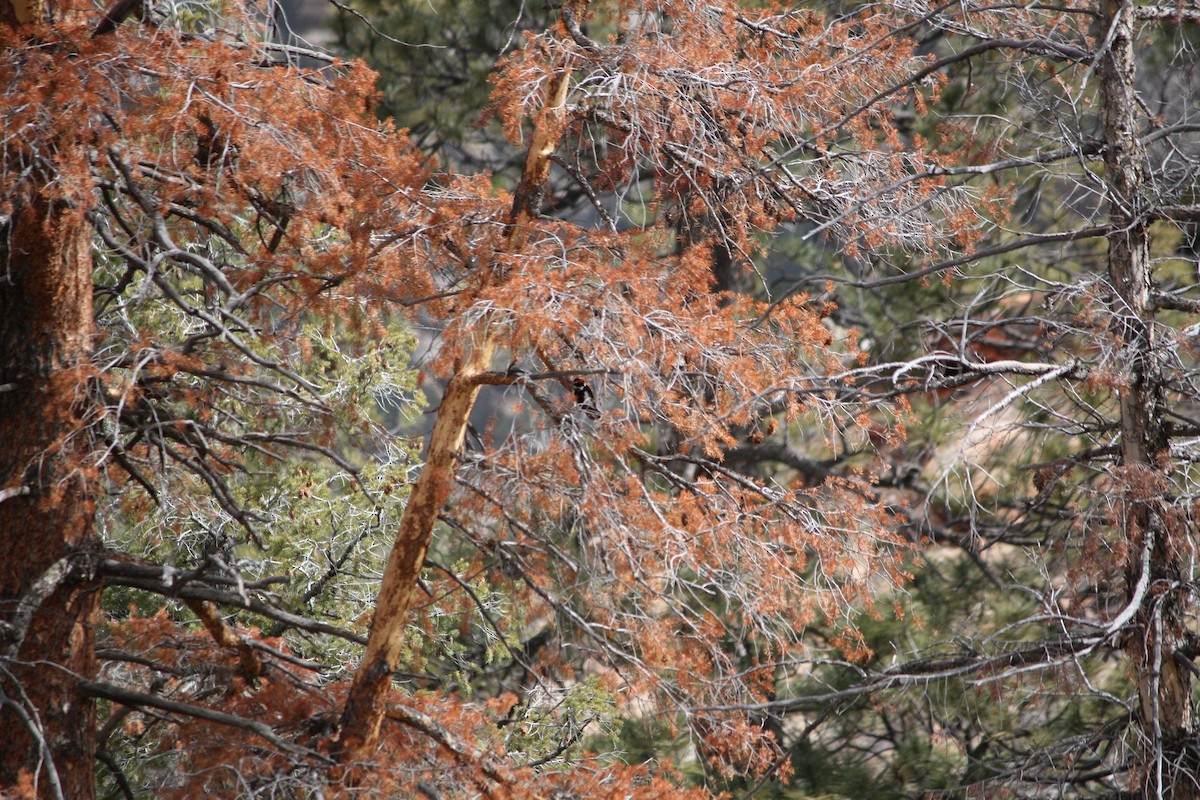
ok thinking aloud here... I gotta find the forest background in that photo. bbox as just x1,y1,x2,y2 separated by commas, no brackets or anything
2,0,1200,797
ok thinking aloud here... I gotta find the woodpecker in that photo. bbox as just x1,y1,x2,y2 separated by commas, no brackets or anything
571,377,599,419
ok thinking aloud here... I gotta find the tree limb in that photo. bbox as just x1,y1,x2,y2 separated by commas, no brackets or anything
96,558,367,645
77,680,332,763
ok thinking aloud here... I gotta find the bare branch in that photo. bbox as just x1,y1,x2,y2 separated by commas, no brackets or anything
77,680,332,763
0,484,30,504
385,702,511,786
0,555,82,658
96,558,367,645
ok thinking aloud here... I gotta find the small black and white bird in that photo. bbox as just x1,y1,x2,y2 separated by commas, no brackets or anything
571,377,599,419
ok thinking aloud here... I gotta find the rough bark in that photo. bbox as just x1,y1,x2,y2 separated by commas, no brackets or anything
0,196,100,799
335,343,497,759
1097,0,1194,796
335,0,589,764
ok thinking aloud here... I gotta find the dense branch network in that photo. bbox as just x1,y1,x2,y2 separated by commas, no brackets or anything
4,0,1200,796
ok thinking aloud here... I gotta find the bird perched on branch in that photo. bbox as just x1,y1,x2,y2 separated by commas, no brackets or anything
571,377,599,419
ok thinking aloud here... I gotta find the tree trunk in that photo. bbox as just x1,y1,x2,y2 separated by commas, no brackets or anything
0,196,100,800
1097,1,1195,796
334,342,497,759
335,0,589,765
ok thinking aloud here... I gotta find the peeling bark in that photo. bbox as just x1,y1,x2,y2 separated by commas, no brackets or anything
335,0,590,765
1097,0,1195,796
335,343,497,758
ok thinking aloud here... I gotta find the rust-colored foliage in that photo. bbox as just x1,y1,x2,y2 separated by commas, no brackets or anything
1,0,992,795
334,0,983,780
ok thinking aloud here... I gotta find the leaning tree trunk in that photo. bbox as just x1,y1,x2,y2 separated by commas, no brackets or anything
1097,0,1195,797
334,0,591,767
0,194,100,799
